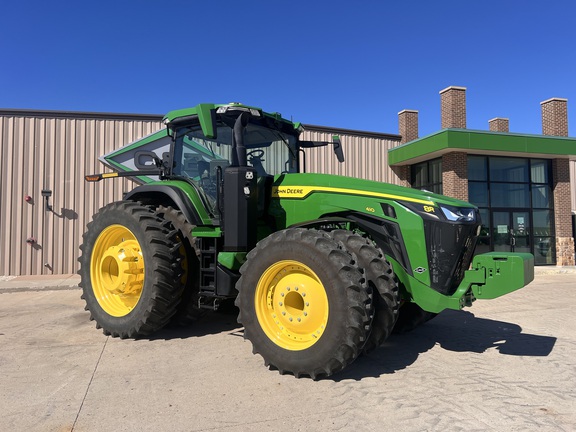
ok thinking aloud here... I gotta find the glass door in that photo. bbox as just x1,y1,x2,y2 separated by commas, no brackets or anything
492,210,531,253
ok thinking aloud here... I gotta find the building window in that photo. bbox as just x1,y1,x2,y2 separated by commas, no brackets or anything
411,158,442,194
467,155,555,265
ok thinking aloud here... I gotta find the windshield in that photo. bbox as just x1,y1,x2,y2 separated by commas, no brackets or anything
172,120,298,199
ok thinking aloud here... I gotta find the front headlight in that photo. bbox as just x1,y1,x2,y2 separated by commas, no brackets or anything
440,205,476,222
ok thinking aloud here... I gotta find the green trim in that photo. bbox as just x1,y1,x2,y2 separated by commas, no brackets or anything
217,252,246,270
196,103,217,138
148,180,213,225
192,226,222,237
389,129,576,165
106,129,167,157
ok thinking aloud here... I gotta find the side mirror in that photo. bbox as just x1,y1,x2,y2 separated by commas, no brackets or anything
299,136,345,163
332,135,344,163
135,151,162,169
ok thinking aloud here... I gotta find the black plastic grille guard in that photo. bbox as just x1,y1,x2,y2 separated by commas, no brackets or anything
424,219,480,295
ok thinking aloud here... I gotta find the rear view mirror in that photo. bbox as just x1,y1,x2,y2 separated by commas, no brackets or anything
134,151,162,169
332,135,344,163
299,136,345,163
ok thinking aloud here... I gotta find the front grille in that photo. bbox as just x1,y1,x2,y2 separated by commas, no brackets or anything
424,219,480,295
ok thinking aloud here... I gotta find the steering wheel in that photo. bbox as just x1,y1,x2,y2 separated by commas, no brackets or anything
247,149,265,160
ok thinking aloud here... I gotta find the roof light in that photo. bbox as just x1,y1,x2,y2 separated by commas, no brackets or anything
216,105,261,117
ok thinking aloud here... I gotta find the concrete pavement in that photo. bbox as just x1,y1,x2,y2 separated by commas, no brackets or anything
0,272,575,431
1,265,574,293
0,274,81,293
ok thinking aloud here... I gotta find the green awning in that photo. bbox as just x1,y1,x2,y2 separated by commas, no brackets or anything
389,129,576,166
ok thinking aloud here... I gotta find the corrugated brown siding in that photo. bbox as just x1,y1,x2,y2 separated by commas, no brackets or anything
0,113,402,276
0,113,163,276
300,130,403,185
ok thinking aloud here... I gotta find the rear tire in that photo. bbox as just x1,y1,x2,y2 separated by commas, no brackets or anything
156,205,204,326
329,230,399,353
235,228,373,379
79,201,183,338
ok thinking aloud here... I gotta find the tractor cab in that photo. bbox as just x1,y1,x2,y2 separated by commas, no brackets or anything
168,104,300,210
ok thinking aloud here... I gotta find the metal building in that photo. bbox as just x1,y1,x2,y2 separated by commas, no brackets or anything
0,110,162,276
0,109,401,276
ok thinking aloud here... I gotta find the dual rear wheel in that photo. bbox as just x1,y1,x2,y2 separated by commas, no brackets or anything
235,228,399,379
80,205,403,378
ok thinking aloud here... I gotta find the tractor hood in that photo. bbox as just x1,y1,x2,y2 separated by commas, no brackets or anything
272,173,475,209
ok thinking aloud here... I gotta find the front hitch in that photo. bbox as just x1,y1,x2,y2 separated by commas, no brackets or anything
397,252,534,313
467,252,534,300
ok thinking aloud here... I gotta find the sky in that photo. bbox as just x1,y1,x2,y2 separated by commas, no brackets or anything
1,0,575,138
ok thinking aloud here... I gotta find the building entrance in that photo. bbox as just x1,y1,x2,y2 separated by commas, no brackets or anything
467,155,555,265
492,210,531,254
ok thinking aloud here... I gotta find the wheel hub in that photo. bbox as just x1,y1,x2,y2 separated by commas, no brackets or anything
90,225,145,317
255,261,329,350
99,240,144,295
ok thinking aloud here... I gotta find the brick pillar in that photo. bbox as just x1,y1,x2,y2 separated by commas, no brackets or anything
553,158,575,265
398,110,419,144
541,97,573,265
440,86,467,129
489,117,509,132
442,152,468,201
391,165,411,188
541,98,568,136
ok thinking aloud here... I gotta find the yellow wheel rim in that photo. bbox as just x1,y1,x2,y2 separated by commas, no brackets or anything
90,225,145,317
255,260,328,351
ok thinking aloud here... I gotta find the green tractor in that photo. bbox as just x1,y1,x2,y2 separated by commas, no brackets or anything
80,103,534,379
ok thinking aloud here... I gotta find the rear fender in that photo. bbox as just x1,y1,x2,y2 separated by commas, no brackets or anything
124,184,204,226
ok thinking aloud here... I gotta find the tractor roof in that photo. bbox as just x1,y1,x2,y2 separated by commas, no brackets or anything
163,103,301,135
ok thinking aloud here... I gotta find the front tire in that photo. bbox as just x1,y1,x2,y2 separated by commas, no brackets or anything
393,302,438,334
235,228,373,379
79,201,183,338
329,230,399,353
